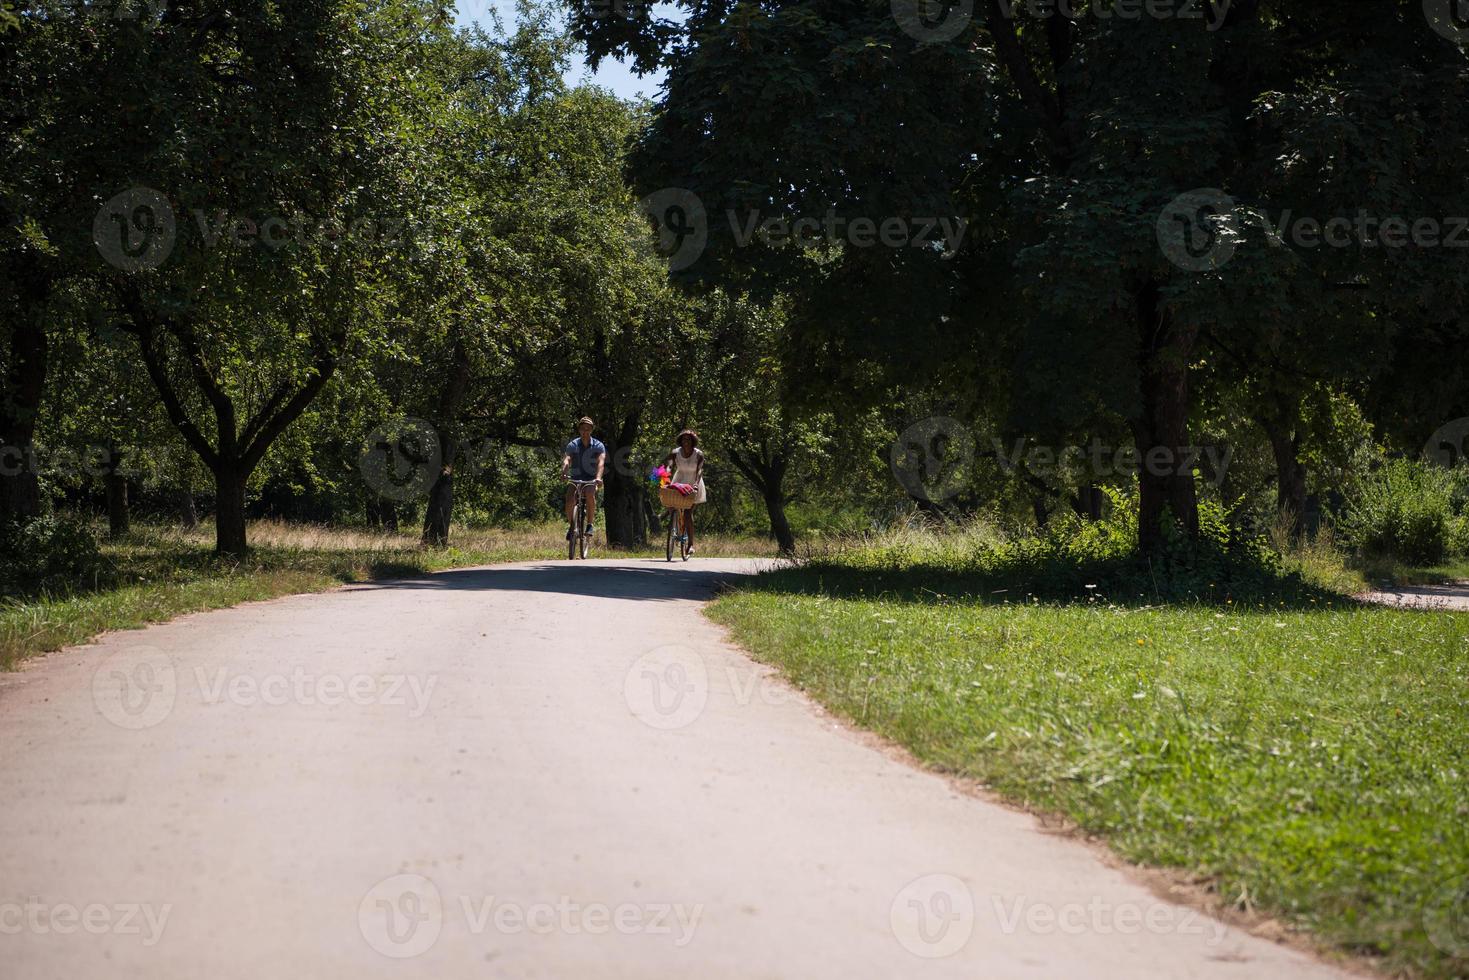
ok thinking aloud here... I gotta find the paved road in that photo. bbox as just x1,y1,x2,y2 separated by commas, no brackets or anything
1360,582,1469,612
0,558,1348,979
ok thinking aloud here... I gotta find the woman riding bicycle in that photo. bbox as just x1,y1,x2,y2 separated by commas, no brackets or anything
664,429,706,555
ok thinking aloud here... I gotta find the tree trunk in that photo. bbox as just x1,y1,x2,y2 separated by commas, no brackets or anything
178,487,199,529
214,465,248,558
173,451,200,529
763,485,796,555
104,447,130,538
601,413,646,548
729,440,795,555
0,303,49,523
643,492,661,537
1134,284,1199,554
423,434,457,546
365,495,397,531
106,475,130,537
1261,415,1307,537
421,338,472,547
1071,484,1103,520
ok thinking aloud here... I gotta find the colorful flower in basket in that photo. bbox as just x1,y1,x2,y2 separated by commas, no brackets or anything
648,465,671,488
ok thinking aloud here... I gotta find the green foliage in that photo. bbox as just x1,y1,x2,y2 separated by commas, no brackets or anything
0,514,103,596
1342,459,1459,565
1450,514,1469,559
7,0,1467,567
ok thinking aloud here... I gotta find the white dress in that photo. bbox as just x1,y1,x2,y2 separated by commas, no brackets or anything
671,448,707,504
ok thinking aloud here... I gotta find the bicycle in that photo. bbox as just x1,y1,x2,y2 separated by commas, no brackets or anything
660,485,693,562
567,479,598,560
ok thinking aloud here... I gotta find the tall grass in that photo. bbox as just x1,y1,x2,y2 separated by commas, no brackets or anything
784,505,1353,607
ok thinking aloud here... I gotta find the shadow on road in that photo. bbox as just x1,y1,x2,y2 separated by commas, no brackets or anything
346,560,764,602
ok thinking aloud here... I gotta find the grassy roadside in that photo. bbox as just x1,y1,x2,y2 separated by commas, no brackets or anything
707,550,1469,978
0,520,775,670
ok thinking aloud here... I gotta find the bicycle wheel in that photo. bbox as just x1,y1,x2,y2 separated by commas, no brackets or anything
680,510,691,561
665,510,676,561
579,506,591,559
568,499,579,560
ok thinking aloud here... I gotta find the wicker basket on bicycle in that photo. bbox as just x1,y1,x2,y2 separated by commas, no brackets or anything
659,485,697,511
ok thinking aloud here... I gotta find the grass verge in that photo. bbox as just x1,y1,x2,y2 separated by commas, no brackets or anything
1,519,774,670
707,543,1469,978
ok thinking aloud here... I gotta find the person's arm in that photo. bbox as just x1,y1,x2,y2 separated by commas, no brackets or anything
695,449,705,480
560,451,571,481
594,448,606,486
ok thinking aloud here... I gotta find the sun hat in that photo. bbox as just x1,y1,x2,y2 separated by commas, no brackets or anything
676,429,699,447
578,416,594,427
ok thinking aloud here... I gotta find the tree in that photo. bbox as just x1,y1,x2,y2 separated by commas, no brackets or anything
66,0,456,555
366,21,688,547
575,0,1469,556
0,1,88,521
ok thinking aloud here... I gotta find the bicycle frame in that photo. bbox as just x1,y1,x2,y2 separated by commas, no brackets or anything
568,480,597,559
665,505,692,562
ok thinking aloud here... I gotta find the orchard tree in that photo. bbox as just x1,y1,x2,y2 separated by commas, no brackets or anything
573,0,1469,556
365,21,688,547
65,0,457,556
0,0,92,521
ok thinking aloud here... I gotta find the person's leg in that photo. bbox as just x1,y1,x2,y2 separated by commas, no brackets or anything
585,487,597,529
685,506,695,551
564,486,576,533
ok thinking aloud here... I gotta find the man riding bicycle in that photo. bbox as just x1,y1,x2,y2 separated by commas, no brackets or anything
561,416,606,541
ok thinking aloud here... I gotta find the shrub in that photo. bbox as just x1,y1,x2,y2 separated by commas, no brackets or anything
0,515,106,597
1450,514,1469,559
1449,467,1469,557
1341,460,1456,565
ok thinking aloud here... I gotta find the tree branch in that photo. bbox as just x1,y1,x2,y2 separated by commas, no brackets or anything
160,316,236,453
725,445,769,496
118,302,220,476
984,0,1070,163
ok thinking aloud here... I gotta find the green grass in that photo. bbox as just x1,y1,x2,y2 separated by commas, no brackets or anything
707,550,1469,978
1,519,775,670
